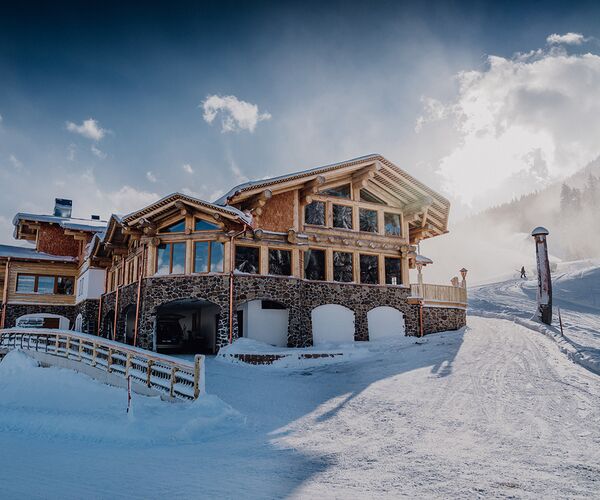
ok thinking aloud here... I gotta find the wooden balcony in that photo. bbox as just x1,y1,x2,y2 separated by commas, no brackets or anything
409,283,467,308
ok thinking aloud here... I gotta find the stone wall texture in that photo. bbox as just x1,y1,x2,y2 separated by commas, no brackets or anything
95,274,466,351
3,303,76,329
74,299,100,335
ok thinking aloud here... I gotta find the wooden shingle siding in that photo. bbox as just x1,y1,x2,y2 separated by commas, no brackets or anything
259,191,296,232
7,261,77,305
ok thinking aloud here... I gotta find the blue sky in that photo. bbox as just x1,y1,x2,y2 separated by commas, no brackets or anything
2,1,600,243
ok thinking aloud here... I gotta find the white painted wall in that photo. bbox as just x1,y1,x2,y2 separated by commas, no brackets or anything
76,267,106,303
311,304,355,345
367,306,405,341
16,313,70,330
239,300,288,347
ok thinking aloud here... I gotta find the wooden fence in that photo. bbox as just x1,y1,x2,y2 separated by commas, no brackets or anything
410,283,467,307
0,328,204,401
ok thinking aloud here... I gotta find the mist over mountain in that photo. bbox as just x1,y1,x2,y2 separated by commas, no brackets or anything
421,157,600,285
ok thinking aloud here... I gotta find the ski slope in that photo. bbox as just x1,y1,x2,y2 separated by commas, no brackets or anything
469,261,600,365
1,315,599,499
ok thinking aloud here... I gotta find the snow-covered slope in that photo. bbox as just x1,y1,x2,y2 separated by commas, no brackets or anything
469,260,600,364
1,318,600,498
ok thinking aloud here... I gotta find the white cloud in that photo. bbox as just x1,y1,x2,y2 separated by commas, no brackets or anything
202,94,271,133
9,154,23,170
417,48,600,210
182,163,194,174
66,118,107,141
146,171,157,183
105,186,159,215
90,144,107,159
546,33,586,45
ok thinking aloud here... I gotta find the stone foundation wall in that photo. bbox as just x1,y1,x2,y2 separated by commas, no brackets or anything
74,299,100,335
422,306,466,334
2,304,76,329
96,274,467,352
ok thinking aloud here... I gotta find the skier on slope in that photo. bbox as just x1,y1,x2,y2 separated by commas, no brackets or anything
520,266,527,279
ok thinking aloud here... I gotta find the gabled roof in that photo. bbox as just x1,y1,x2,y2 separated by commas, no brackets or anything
121,192,252,226
0,244,77,263
13,212,107,238
215,154,451,238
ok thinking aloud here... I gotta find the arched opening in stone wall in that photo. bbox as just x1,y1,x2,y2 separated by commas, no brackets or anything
123,305,137,345
236,299,289,347
311,304,355,346
102,310,115,339
155,298,220,354
74,313,83,332
367,306,406,341
16,313,70,330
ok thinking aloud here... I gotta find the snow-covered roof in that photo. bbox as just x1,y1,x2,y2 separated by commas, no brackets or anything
214,154,381,205
415,254,433,265
13,213,107,235
0,244,77,262
121,192,252,225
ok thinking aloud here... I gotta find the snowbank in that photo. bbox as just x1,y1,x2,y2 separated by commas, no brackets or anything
0,350,243,445
217,335,419,369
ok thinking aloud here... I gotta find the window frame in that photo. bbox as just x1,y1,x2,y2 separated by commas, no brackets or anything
359,253,380,285
234,244,261,274
15,273,74,295
303,248,326,281
156,241,187,275
268,247,292,276
332,250,354,283
194,217,221,232
193,240,225,274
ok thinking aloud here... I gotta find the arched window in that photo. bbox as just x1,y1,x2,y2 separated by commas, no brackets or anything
311,305,354,345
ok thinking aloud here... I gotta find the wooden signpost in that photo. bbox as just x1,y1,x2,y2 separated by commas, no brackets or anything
532,227,552,325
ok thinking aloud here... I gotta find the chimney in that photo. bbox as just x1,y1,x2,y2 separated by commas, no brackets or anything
91,215,100,220
54,198,72,218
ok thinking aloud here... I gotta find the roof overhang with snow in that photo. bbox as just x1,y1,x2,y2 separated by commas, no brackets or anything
215,154,450,240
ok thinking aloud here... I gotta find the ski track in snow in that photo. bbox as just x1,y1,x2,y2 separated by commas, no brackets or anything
469,269,600,371
1,316,600,499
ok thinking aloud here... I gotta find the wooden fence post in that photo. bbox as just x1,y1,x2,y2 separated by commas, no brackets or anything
146,360,153,388
170,366,177,398
92,342,97,366
194,355,202,399
65,337,71,358
78,339,83,361
107,348,113,373
125,353,132,378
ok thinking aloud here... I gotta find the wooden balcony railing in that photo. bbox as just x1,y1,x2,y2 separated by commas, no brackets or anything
0,328,204,401
410,283,467,307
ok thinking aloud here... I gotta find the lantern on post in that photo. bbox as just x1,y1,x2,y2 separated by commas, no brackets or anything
459,268,468,288
531,227,552,325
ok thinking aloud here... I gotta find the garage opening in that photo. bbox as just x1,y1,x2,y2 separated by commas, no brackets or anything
16,313,70,330
236,299,289,347
311,304,355,346
155,298,220,354
367,306,405,341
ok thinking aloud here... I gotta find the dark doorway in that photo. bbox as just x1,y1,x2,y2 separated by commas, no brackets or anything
155,298,220,354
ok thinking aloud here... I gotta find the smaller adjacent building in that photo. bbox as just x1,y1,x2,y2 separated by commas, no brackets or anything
0,199,107,333
1,154,467,355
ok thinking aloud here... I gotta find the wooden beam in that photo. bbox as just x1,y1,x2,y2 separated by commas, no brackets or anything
300,175,326,203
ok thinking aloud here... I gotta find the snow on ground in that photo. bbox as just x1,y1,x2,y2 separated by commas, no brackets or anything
469,260,600,370
1,316,600,499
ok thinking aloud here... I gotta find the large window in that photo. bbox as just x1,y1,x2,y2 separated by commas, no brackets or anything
333,204,353,229
359,208,378,233
156,242,186,275
359,254,379,284
195,219,220,231
194,241,225,273
304,201,326,226
161,220,186,233
16,274,74,295
268,249,292,276
235,245,260,274
385,257,402,285
304,249,325,281
384,213,402,236
333,251,353,282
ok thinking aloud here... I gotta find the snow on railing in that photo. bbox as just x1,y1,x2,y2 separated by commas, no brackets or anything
410,283,467,306
0,328,204,401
